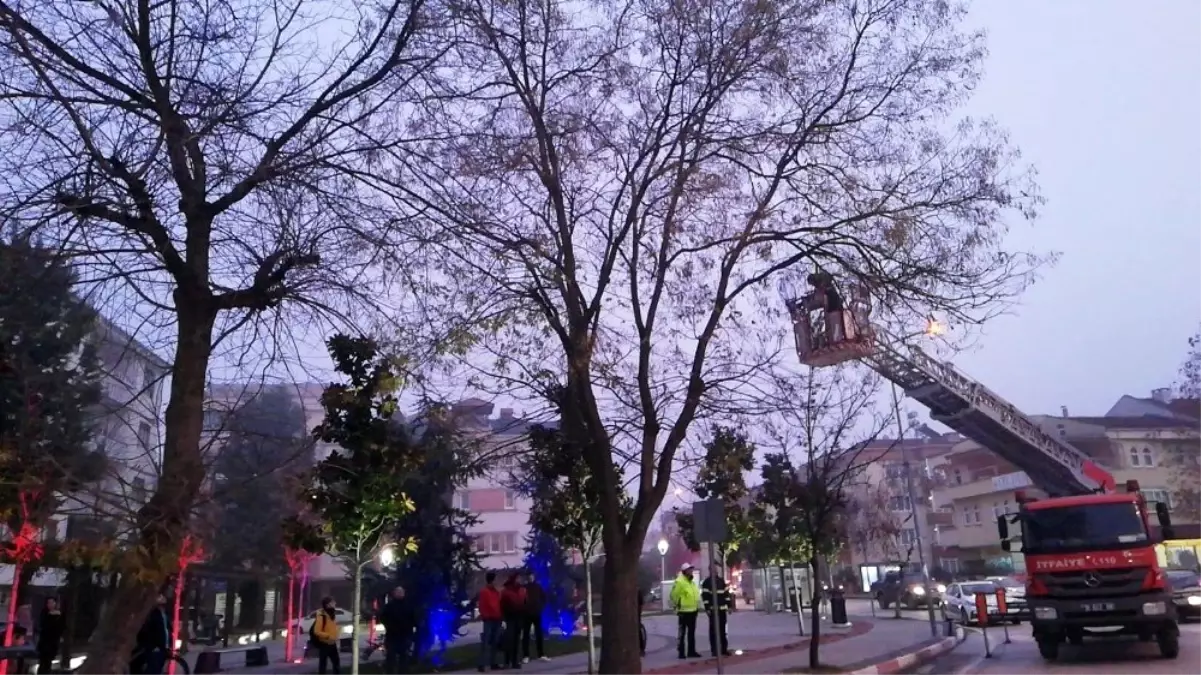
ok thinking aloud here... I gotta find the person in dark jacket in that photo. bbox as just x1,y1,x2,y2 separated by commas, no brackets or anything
130,593,172,674
701,564,733,657
499,573,527,669
518,572,547,663
36,597,66,675
380,586,417,674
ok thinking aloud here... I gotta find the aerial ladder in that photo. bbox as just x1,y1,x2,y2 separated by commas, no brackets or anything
784,277,1116,498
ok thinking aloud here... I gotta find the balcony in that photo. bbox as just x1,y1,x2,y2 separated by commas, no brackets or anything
935,471,1035,505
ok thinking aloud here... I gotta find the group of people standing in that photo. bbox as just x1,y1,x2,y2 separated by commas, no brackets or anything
475,571,548,671
669,563,734,660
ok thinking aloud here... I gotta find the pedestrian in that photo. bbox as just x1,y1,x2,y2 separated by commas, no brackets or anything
669,563,702,659
519,572,548,663
131,593,172,674
476,572,504,672
701,563,733,657
310,596,342,675
36,597,65,675
380,586,417,674
500,573,527,669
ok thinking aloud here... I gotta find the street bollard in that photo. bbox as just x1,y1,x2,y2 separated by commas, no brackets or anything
996,587,1011,644
831,587,849,626
975,592,992,658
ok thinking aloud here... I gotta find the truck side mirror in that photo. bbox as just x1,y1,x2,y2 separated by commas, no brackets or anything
1155,502,1176,540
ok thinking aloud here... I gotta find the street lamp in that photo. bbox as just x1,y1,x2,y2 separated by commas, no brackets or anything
657,538,669,581
379,545,396,567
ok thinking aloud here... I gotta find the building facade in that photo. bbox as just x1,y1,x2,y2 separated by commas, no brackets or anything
928,392,1201,576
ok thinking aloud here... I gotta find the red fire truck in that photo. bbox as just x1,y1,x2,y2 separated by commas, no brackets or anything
782,277,1182,662
997,480,1179,660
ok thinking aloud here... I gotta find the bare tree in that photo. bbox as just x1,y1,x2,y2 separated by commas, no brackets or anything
0,1,449,668
408,0,1045,669
1175,329,1200,400
760,365,896,668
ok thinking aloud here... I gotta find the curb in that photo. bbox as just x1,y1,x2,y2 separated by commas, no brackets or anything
847,636,957,675
644,621,874,675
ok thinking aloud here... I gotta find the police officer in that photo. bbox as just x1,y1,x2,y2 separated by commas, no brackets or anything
701,563,733,657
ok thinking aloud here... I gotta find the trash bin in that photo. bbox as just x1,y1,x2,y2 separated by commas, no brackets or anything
830,587,848,625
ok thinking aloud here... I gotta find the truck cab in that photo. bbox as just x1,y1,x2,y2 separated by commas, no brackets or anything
997,480,1180,661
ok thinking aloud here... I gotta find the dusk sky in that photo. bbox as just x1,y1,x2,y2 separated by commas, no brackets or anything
941,0,1200,418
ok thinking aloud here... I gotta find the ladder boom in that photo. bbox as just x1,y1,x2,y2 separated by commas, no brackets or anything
863,332,1115,496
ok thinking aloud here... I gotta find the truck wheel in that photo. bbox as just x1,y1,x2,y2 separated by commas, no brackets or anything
1157,630,1179,659
1068,633,1084,646
1037,639,1059,661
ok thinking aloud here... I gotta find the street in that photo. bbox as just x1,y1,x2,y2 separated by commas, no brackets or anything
908,621,1201,675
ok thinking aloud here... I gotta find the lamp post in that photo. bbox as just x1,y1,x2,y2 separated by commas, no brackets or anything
657,538,669,581
379,545,396,567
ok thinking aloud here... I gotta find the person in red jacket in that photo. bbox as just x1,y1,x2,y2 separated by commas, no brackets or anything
499,573,528,669
477,572,503,672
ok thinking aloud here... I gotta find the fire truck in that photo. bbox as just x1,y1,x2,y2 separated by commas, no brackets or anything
783,278,1181,661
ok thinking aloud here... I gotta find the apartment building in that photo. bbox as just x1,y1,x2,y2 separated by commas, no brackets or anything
929,392,1200,576
449,399,536,570
2,317,170,591
837,432,961,591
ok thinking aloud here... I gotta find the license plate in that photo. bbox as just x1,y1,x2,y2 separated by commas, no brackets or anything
1081,602,1115,612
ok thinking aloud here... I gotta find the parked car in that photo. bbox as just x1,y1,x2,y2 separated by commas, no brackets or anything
984,575,1028,619
941,580,1022,626
1167,568,1201,621
870,572,944,610
289,607,357,638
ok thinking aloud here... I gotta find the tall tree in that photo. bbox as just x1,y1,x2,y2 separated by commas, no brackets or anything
413,2,1046,669
0,4,447,668
207,386,311,629
518,422,631,674
755,366,895,666
673,427,757,566
522,531,574,636
209,387,310,573
294,335,427,675
389,436,481,666
0,237,103,571
1175,330,1200,400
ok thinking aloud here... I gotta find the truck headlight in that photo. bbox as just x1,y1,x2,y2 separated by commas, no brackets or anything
912,586,925,596
1187,595,1201,607
1142,601,1166,616
936,584,946,593
1034,607,1057,620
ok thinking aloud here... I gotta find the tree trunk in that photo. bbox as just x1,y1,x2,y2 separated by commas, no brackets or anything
808,558,822,669
584,560,596,675
78,303,215,673
596,549,640,674
789,562,805,636
351,564,363,675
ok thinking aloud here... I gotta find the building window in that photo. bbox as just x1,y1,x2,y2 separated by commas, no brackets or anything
939,558,960,574
132,477,148,505
885,463,907,481
888,495,912,512
505,532,517,553
142,365,155,391
504,490,517,510
899,528,919,548
952,468,963,485
454,491,471,510
489,534,501,554
1143,489,1172,510
1129,446,1156,468
961,505,980,526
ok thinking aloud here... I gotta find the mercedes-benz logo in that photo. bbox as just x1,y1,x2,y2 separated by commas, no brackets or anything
1083,572,1102,588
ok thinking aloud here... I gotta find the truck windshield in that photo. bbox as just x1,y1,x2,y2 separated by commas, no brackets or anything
1022,502,1148,553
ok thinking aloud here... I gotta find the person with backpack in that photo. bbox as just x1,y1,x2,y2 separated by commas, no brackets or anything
310,596,342,674
499,573,527,669
476,572,503,672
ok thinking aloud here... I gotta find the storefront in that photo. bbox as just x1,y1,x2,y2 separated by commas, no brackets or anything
749,564,816,611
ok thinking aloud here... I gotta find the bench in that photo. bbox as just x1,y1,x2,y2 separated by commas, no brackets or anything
194,644,269,673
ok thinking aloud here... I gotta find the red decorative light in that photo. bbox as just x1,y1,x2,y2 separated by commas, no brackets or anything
1,490,45,675
168,535,206,675
283,547,317,662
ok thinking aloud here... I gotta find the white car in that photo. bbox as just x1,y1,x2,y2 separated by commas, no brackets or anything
289,608,358,638
941,580,1024,626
